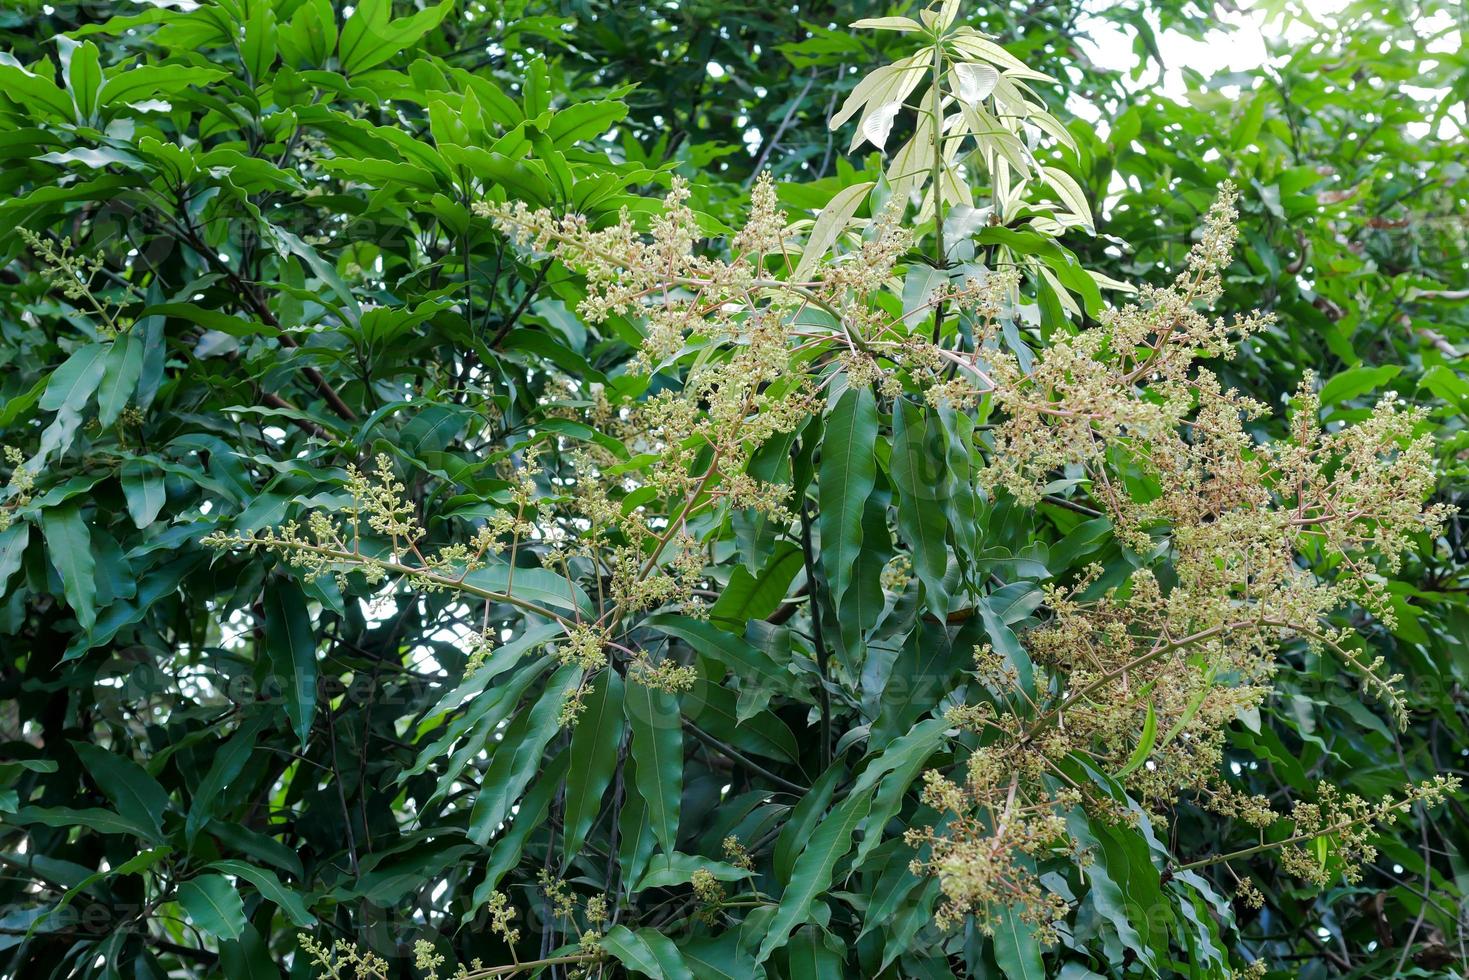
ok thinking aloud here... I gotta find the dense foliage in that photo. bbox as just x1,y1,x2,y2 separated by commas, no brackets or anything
1,1,1465,978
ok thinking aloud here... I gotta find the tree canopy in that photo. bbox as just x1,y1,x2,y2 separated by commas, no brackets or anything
1,1,1466,978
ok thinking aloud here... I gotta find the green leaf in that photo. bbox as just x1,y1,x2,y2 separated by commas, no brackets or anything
1158,662,1219,750
26,845,172,940
547,99,630,146
208,860,315,928
618,750,656,896
837,489,890,662
140,303,278,338
563,670,625,863
793,181,874,280
901,265,949,328
626,678,684,862
9,805,159,840
338,0,455,74
685,683,799,764
177,874,246,942
891,401,950,617
242,3,278,80
120,458,166,529
97,333,144,428
280,0,337,67
757,790,873,963
683,931,762,979
601,925,694,980
63,40,103,123
39,344,107,415
463,562,595,617
69,741,168,838
470,750,568,918
992,901,1045,980
708,541,803,629
421,622,562,723
774,764,842,884
1065,809,1166,970
851,717,946,867
1320,364,1401,407
41,504,95,633
0,523,29,592
1419,364,1469,410
467,665,581,844
643,613,794,709
0,55,73,118
219,923,283,980
1115,701,1157,779
818,386,878,612
262,581,318,747
186,719,261,844
784,926,845,980
634,853,752,890
98,65,228,107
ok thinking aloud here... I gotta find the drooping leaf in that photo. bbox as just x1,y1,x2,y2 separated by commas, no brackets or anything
757,790,873,963
467,665,582,844
991,901,1045,980
626,678,684,862
96,333,144,428
41,503,96,632
208,861,315,928
177,874,247,942
818,386,877,613
890,401,950,617
262,581,318,747
562,669,625,862
68,742,168,839
601,925,694,979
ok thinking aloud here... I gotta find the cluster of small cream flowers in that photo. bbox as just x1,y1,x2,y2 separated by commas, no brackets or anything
722,834,754,870
537,870,610,973
17,228,137,338
0,446,36,532
1276,778,1456,887
905,184,1453,934
230,163,1451,961
298,935,389,980
478,177,765,369
484,889,519,947
905,767,1072,937
303,885,612,980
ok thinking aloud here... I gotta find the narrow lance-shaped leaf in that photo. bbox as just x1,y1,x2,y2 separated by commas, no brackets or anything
1115,701,1157,779
186,718,263,843
467,665,582,845
818,386,877,612
470,750,569,918
39,344,106,414
992,900,1045,980
784,926,846,980
120,458,166,529
626,678,684,863
890,400,951,618
562,670,625,863
757,790,874,963
70,741,170,839
793,181,875,281
43,503,96,632
774,764,843,884
263,581,317,747
178,874,247,942
96,331,143,428
208,860,315,928
601,925,694,980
